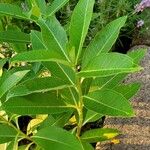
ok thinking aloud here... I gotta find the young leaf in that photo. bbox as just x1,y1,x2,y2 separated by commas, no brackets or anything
0,70,29,98
0,30,30,43
0,3,29,19
11,50,69,65
46,0,69,17
83,89,134,116
7,77,71,99
0,124,18,144
32,126,83,150
81,128,120,143
113,83,140,99
69,0,95,63
3,92,73,115
37,17,70,62
82,16,127,67
78,53,141,78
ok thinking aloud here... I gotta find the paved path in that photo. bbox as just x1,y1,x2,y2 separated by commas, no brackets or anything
96,46,150,150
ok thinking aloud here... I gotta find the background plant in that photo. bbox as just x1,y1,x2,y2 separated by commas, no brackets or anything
0,0,146,149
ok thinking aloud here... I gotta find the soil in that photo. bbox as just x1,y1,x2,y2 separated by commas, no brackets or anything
96,46,150,150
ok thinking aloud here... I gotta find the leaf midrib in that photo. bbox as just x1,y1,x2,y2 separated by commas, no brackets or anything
80,67,140,73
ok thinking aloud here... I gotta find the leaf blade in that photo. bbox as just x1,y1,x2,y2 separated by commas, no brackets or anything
10,50,69,65
0,124,18,144
32,126,83,150
0,30,30,43
38,17,70,62
113,83,140,99
82,16,127,67
69,0,94,63
0,70,29,98
0,3,29,19
3,92,73,115
7,77,71,99
78,53,141,78
83,89,134,116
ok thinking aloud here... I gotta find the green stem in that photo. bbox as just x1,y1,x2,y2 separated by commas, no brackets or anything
76,78,84,138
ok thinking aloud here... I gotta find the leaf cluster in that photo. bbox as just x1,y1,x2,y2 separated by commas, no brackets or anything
0,0,146,149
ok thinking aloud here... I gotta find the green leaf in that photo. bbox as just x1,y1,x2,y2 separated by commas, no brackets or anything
83,110,103,125
46,0,69,17
0,70,29,98
60,87,79,105
69,0,94,63
81,128,120,143
7,77,71,99
49,112,72,127
30,30,46,74
83,89,134,116
127,48,147,64
113,83,140,99
0,30,30,43
31,31,75,85
91,74,127,90
30,31,46,50
91,49,146,90
31,30,75,85
36,0,47,15
0,124,17,144
32,126,83,150
78,53,141,78
82,16,127,67
11,43,27,53
11,50,69,65
6,25,28,53
37,17,70,62
43,62,76,85
0,3,29,19
81,78,93,95
6,134,19,150
3,92,73,115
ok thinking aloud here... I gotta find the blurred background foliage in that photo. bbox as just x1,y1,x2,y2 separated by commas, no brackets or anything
0,0,150,54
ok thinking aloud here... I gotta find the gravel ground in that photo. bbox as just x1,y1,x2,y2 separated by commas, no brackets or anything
96,46,150,150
